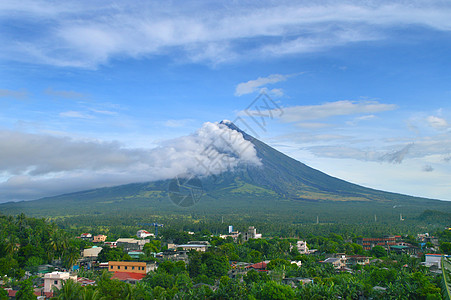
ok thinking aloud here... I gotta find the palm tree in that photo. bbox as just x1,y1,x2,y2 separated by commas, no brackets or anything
81,287,101,300
50,230,70,261
5,236,19,256
63,245,80,271
55,279,81,300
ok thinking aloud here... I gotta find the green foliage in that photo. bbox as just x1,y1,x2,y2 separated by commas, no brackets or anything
15,279,36,300
97,247,125,263
258,281,295,300
371,245,387,258
0,213,447,299
54,279,81,300
244,269,270,284
0,287,8,300
95,271,130,300
440,242,451,254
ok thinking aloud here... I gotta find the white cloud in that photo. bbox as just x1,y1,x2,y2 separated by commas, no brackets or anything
235,74,290,96
295,122,331,129
164,119,193,128
427,115,448,129
250,100,396,123
59,111,94,119
0,122,261,201
45,88,86,99
0,88,28,99
3,1,451,67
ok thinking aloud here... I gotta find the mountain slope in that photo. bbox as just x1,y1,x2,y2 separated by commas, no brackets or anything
0,121,449,220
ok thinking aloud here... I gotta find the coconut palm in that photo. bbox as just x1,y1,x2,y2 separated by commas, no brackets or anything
55,279,81,300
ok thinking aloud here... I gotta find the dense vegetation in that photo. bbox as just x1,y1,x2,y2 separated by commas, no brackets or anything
1,213,450,299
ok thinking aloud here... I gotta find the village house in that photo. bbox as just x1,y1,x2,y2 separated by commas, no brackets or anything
109,261,156,284
243,226,262,242
116,238,149,251
44,272,77,293
355,236,400,251
321,254,347,269
246,261,270,272
282,277,313,288
104,241,117,248
93,234,107,243
83,246,103,259
290,240,309,254
137,229,154,239
346,255,370,266
78,233,92,240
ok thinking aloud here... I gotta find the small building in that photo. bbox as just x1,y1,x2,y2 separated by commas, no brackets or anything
346,255,370,266
93,235,107,243
291,261,302,267
116,238,149,251
109,261,156,284
424,254,443,268
219,231,240,242
176,244,208,252
291,241,309,254
108,261,156,274
128,251,145,259
321,255,347,269
355,236,397,251
111,272,146,284
77,277,96,287
137,230,154,239
282,277,313,288
389,245,419,255
243,226,262,242
104,241,117,248
44,272,77,293
83,246,103,258
246,261,269,272
79,233,92,240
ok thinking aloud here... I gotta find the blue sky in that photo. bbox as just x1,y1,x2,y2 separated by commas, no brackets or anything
0,0,450,202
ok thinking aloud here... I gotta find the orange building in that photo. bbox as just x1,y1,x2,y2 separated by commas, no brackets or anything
108,261,155,274
93,235,107,243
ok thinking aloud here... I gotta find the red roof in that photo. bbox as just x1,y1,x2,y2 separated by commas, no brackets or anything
7,290,52,297
111,272,146,281
246,262,268,270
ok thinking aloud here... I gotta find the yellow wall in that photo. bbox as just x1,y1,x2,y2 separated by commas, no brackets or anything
108,261,147,274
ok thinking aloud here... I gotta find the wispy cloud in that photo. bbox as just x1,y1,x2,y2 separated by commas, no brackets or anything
59,111,94,119
250,100,396,123
379,143,414,164
422,164,434,172
0,88,28,99
3,1,451,67
45,88,87,99
164,119,194,128
89,109,118,116
306,143,414,164
235,74,291,96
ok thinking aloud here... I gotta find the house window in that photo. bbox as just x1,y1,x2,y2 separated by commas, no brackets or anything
132,266,135,270
118,266,120,269
54,280,58,285
125,266,127,270
110,265,113,269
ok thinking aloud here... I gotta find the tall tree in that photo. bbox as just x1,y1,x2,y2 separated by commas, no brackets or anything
15,279,37,300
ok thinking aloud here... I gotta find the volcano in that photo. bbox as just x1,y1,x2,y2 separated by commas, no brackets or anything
1,121,449,222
